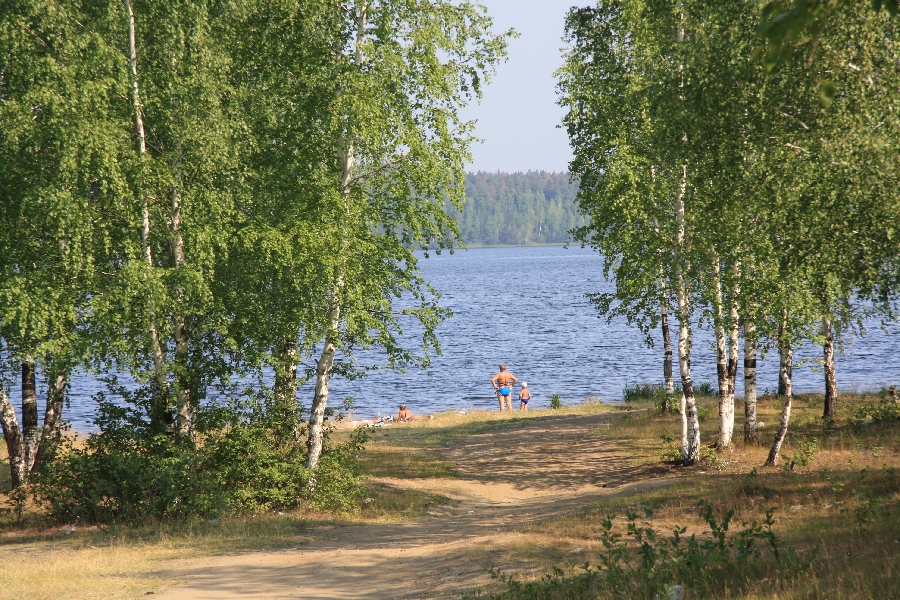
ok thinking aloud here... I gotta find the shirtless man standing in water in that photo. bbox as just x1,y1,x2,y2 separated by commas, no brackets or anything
491,364,518,411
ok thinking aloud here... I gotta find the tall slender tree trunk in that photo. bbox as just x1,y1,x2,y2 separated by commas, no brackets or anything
21,358,39,472
673,165,699,463
766,316,793,466
743,321,759,444
274,336,299,438
777,348,792,397
170,137,191,439
661,305,674,412
307,1,367,475
32,371,67,473
822,317,837,419
125,0,169,421
306,284,342,474
0,387,26,487
727,264,740,419
711,251,732,450
653,216,674,409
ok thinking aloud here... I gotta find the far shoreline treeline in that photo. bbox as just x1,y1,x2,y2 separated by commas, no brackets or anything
453,171,583,246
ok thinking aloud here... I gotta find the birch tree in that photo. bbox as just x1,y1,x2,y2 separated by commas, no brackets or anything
300,0,512,472
0,0,128,484
82,0,248,438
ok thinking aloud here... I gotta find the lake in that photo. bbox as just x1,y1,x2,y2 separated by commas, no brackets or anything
9,245,900,430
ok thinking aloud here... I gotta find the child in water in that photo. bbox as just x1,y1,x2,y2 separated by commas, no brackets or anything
519,382,531,411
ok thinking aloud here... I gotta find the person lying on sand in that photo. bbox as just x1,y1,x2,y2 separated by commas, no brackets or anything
397,404,427,422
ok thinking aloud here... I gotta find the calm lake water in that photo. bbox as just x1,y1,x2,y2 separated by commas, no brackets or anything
11,245,900,430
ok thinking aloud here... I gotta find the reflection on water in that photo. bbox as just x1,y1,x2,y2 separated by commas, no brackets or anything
8,245,900,431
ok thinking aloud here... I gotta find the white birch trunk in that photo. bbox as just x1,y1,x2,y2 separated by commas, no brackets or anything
0,387,26,487
711,251,732,451
275,338,299,408
726,263,740,421
125,0,169,405
33,371,67,473
766,317,792,467
743,321,758,444
170,136,191,438
275,336,299,439
673,166,699,463
21,357,39,472
822,317,837,419
307,1,367,476
306,283,343,474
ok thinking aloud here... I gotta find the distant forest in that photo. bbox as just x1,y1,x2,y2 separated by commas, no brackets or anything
452,171,583,246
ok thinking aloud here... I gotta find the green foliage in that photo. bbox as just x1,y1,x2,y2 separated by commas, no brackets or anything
451,172,583,245
467,501,801,600
851,397,900,423
34,392,369,524
755,0,898,75
658,435,683,463
549,393,563,410
622,382,666,403
307,428,369,513
693,382,715,397
790,437,819,468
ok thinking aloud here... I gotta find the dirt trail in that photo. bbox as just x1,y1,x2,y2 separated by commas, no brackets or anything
156,412,671,599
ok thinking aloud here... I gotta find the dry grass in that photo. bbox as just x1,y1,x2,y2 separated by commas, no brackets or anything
3,394,899,598
353,402,619,471
0,404,616,599
0,514,315,599
469,392,900,599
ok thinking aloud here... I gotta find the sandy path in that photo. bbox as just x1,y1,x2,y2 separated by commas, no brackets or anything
155,412,671,599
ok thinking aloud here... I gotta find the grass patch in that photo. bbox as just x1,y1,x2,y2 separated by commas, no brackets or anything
464,391,900,599
359,482,450,521
351,403,621,479
0,512,315,599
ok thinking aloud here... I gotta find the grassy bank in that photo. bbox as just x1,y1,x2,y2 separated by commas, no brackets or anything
458,392,900,599
2,393,899,599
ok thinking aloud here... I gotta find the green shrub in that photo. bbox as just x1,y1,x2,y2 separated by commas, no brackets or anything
851,396,900,423
696,404,711,422
693,381,715,396
468,501,809,600
622,382,714,404
35,390,369,524
550,393,562,410
622,382,667,403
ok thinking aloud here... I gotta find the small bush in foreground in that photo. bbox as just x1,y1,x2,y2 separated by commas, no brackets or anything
622,382,667,403
470,501,811,600
622,381,715,405
34,393,369,524
550,394,562,410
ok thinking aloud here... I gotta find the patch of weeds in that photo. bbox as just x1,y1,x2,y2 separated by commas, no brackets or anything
623,382,667,403
659,435,683,463
549,394,562,410
848,393,900,426
785,437,818,471
693,381,716,396
469,500,806,600
699,445,724,470
696,404,711,422
737,468,767,497
2,484,29,526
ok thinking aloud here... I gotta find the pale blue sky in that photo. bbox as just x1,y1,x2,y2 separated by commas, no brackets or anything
461,1,578,173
